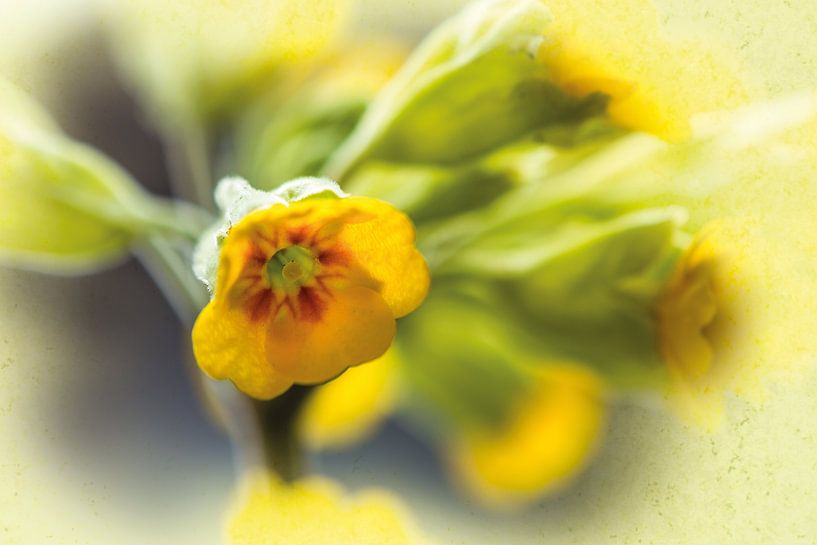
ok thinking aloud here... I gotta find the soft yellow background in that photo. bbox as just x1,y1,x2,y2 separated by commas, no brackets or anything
2,0,817,543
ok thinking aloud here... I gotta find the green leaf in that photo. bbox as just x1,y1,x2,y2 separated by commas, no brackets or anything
0,109,120,271
417,205,683,388
0,80,59,135
440,205,687,277
324,0,609,179
0,81,204,274
499,209,684,388
232,93,367,190
342,117,624,229
0,173,134,273
404,93,817,389
414,130,681,271
345,161,514,225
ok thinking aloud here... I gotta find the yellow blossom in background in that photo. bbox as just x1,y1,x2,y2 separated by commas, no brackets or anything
657,221,754,429
192,195,429,399
227,471,436,545
538,0,748,140
298,348,399,449
307,40,408,103
449,365,606,507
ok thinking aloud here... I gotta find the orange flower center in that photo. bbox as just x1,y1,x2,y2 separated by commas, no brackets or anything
231,224,350,325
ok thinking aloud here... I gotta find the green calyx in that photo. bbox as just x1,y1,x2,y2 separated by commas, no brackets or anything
266,245,318,290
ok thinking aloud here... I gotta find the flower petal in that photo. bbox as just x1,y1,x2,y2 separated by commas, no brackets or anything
337,197,430,317
539,0,747,140
657,222,743,430
192,299,293,399
266,285,396,383
450,365,605,506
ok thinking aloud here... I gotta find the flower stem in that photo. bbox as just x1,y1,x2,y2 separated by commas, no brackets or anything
250,387,312,481
163,118,216,211
134,236,208,327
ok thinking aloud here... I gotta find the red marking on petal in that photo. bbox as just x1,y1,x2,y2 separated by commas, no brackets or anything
287,226,312,246
244,241,268,264
318,246,349,267
312,219,341,245
314,277,331,295
297,286,328,323
256,230,279,253
245,289,273,323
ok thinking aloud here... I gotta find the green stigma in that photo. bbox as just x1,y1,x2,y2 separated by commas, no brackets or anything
266,245,318,289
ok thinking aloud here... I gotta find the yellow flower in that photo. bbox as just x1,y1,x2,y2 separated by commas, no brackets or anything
538,0,747,140
298,348,399,449
448,365,606,507
227,471,436,545
657,223,743,428
192,195,429,399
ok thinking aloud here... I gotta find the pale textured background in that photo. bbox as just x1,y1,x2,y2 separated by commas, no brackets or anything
1,1,817,543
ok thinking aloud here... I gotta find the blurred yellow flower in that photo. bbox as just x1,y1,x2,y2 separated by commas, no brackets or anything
659,233,718,380
307,40,408,102
227,471,436,545
538,0,747,140
449,365,606,507
192,196,428,399
298,348,399,449
657,223,743,428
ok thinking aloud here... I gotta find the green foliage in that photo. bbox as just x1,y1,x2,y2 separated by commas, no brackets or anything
399,206,682,396
344,161,515,225
0,145,137,273
324,0,609,179
496,207,683,387
0,81,206,274
396,286,537,433
233,92,367,190
0,84,136,272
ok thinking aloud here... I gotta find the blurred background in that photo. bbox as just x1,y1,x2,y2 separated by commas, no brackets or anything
2,0,817,543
